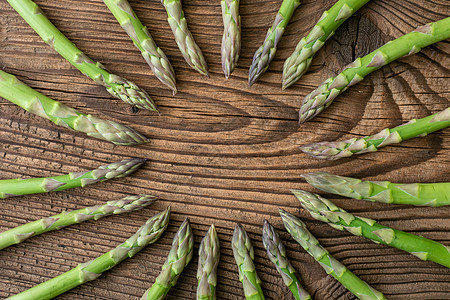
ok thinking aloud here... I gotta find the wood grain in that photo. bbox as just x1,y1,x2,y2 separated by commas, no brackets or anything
0,0,449,299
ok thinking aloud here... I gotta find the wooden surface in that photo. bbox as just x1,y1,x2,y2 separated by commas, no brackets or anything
0,0,449,299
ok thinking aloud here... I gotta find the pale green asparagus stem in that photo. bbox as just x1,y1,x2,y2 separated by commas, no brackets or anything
232,223,265,300
0,158,146,198
7,207,171,300
262,220,311,300
103,0,177,94
279,209,386,300
282,0,370,89
248,0,300,86
298,17,450,123
300,107,450,160
161,0,209,76
7,0,157,111
221,0,241,78
293,190,450,268
197,225,220,300
0,69,148,145
0,195,156,250
141,218,194,299
302,172,450,207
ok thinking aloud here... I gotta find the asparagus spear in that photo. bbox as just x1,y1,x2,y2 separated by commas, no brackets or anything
7,0,157,111
248,0,300,86
279,209,386,300
302,172,450,207
293,190,450,268
197,224,220,300
0,158,146,198
103,0,177,94
282,0,370,89
231,223,265,300
7,207,171,300
0,194,156,250
0,69,148,146
299,107,450,160
262,220,311,300
141,218,194,299
161,0,209,76
298,17,450,123
221,0,241,78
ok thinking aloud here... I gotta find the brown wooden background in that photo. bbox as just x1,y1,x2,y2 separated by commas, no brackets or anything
1,0,449,299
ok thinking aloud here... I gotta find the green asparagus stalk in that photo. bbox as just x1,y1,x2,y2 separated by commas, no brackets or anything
302,172,450,207
197,224,220,300
221,0,241,78
7,207,171,300
7,0,157,111
0,194,156,250
232,223,265,300
299,107,450,160
279,209,386,300
262,220,311,300
0,69,148,146
298,17,450,123
292,190,450,268
282,0,370,89
161,0,209,76
248,0,300,86
141,218,194,299
103,0,177,94
0,158,146,198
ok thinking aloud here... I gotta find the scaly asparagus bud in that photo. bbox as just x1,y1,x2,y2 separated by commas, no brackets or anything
197,224,220,300
221,0,241,78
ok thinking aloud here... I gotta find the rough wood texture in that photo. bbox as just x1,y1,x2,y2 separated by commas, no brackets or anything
0,0,449,299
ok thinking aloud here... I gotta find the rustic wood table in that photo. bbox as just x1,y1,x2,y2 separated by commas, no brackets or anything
1,0,449,299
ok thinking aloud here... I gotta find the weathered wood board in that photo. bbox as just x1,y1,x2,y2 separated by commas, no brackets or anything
0,0,449,299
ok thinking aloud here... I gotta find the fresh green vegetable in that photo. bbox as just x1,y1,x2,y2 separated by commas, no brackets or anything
299,107,450,160
0,69,148,145
161,0,209,76
103,0,177,94
221,0,241,78
262,220,311,300
279,209,386,300
248,0,300,86
232,223,265,300
7,207,171,300
197,224,220,300
302,172,450,207
298,17,450,123
282,0,370,89
141,218,194,299
7,0,157,111
0,195,156,250
0,158,146,198
293,190,450,268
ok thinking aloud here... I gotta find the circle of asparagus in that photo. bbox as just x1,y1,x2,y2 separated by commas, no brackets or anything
279,209,386,300
282,0,370,89
0,69,149,146
161,0,209,76
248,0,300,86
7,0,157,111
6,207,171,300
262,220,311,300
0,194,156,250
141,218,194,300
299,107,450,160
298,17,450,124
231,223,265,300
292,190,450,268
197,224,220,300
103,0,178,94
221,0,241,78
302,172,450,207
0,158,147,198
